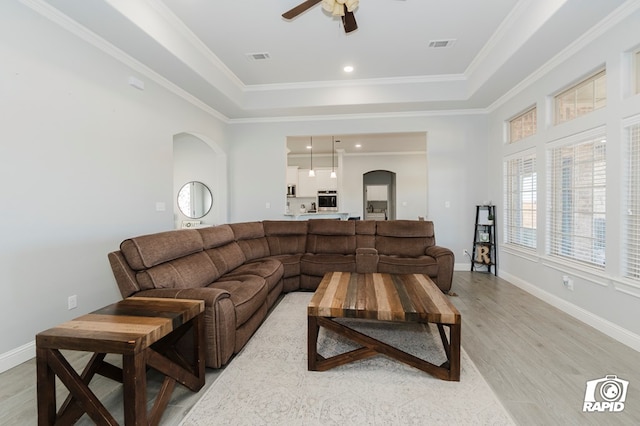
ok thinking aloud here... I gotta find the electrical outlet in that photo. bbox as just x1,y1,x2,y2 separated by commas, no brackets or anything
562,275,574,291
68,295,78,310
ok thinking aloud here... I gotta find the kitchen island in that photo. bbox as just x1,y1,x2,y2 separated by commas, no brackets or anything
284,212,351,220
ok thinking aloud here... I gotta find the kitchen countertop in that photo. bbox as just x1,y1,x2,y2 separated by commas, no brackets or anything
284,212,351,220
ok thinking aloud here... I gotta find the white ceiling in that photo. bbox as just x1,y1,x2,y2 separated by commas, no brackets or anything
39,0,629,121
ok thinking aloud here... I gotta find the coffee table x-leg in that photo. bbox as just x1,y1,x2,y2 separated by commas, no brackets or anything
308,315,460,381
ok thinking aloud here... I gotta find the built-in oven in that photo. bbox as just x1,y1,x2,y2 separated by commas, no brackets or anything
317,190,338,211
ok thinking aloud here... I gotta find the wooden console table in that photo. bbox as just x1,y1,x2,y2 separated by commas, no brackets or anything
308,272,461,381
36,297,205,425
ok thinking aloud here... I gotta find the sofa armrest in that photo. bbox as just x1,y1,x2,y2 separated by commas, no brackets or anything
134,287,235,368
356,247,379,273
425,245,454,293
133,287,230,306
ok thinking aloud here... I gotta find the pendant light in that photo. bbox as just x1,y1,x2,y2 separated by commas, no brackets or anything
330,136,337,179
308,136,315,177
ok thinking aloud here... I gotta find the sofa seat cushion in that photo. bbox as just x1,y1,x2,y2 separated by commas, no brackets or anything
266,254,302,278
300,253,356,277
209,275,267,327
223,258,284,293
377,255,438,276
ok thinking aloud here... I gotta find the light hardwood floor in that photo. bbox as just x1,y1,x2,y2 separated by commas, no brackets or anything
1,272,638,425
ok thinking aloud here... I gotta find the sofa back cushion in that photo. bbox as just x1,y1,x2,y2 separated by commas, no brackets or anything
198,225,246,275
136,251,219,290
230,222,270,261
120,229,203,270
355,220,376,249
375,220,435,257
263,220,308,255
306,220,356,255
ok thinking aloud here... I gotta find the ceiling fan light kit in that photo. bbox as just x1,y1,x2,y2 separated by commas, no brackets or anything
322,0,359,16
283,0,359,33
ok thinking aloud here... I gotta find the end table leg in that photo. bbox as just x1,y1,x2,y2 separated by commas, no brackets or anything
308,316,319,371
193,312,206,389
123,353,147,425
449,323,461,381
36,347,56,425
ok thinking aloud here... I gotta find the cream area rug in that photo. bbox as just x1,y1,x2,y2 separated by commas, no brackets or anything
181,292,515,425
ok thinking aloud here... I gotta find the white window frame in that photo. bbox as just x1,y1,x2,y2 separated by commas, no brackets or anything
509,106,537,143
554,69,606,124
636,50,640,95
623,116,640,280
504,151,537,250
546,129,606,268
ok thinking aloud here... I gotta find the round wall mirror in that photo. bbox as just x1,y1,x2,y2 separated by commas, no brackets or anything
177,181,213,219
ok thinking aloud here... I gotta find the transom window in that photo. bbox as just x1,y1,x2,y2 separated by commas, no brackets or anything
509,107,537,143
504,153,537,249
554,70,606,124
547,134,606,268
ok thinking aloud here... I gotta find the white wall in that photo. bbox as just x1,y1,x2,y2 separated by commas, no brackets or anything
227,114,489,261
0,2,227,370
486,9,640,343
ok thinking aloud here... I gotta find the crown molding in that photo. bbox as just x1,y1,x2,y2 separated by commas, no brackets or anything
20,0,231,123
228,108,487,125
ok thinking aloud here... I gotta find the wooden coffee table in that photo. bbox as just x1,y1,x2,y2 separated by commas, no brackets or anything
36,297,205,425
308,272,461,381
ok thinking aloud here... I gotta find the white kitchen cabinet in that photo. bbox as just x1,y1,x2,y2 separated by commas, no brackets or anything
297,169,317,197
366,185,388,201
316,169,337,191
287,166,299,185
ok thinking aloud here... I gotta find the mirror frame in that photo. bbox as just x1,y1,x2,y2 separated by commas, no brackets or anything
177,181,213,219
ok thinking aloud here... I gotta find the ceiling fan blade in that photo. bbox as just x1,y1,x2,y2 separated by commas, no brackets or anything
282,0,322,20
342,7,358,33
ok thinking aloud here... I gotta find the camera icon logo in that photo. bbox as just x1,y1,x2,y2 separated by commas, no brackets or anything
583,375,629,412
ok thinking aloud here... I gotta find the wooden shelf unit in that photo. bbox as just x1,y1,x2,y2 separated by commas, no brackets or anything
471,205,497,275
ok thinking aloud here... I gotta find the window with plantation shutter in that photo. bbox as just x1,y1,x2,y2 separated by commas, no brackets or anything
504,153,537,249
624,120,640,279
547,134,606,267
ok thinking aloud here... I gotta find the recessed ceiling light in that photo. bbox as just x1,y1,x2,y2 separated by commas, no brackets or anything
343,65,354,73
355,144,362,148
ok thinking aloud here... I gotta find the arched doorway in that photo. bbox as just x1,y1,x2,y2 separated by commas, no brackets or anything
173,132,227,227
363,170,396,220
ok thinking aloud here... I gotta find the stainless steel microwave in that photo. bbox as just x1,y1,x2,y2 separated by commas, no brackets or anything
317,190,337,211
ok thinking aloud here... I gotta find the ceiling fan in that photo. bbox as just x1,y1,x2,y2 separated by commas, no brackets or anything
282,0,359,33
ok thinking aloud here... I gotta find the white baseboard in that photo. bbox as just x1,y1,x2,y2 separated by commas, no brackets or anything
0,341,35,373
454,262,470,271
500,271,640,353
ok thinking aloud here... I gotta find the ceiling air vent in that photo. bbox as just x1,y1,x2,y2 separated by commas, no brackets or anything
246,52,271,61
428,39,457,49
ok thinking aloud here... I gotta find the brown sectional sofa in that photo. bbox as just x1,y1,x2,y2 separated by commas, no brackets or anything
108,219,454,368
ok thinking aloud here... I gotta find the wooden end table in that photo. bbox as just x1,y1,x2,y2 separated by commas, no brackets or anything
36,297,205,425
308,272,461,381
